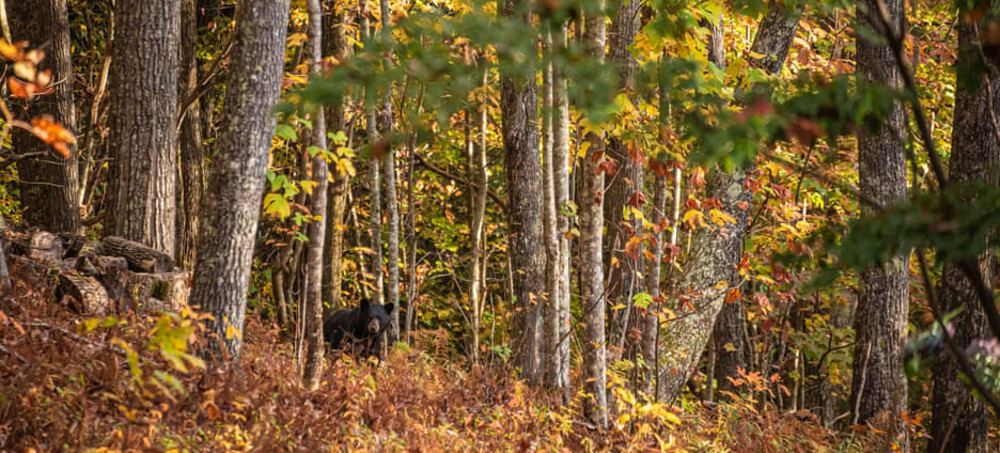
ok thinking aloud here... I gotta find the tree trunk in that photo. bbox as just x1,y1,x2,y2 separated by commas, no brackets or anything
191,0,289,362
657,1,801,402
7,0,81,234
106,0,180,254
928,18,999,453
362,4,384,306
380,0,401,343
177,0,206,268
499,0,544,384
551,21,572,393
580,6,608,429
541,25,560,382
642,171,666,394
301,0,329,391
322,2,352,312
605,0,643,363
468,69,490,364
850,0,909,448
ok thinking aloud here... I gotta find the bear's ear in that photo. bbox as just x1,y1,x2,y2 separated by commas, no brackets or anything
383,303,394,315
360,298,371,310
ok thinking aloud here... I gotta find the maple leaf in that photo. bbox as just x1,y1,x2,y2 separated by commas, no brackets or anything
689,167,706,188
30,115,76,158
8,75,53,99
627,191,647,207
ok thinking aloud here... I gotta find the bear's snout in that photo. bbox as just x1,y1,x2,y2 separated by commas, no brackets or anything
367,319,381,334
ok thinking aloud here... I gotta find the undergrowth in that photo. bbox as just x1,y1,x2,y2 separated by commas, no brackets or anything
0,268,876,452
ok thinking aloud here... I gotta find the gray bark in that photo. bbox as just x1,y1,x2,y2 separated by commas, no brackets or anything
850,0,909,448
499,0,544,383
302,0,329,391
581,6,608,429
544,21,572,392
658,1,802,402
191,0,289,361
106,0,180,254
928,19,999,453
380,0,401,342
8,0,81,234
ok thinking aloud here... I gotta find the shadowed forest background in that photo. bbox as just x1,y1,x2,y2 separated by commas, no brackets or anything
1,0,1000,450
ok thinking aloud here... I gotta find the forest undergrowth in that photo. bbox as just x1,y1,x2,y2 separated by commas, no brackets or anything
1,265,882,452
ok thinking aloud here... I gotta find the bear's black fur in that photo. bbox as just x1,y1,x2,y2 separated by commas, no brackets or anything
323,299,394,359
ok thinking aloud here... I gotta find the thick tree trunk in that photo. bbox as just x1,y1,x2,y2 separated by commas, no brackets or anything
605,0,643,362
301,0,329,391
928,19,999,453
658,1,801,402
8,0,81,234
499,0,544,384
322,3,352,311
191,0,289,362
850,0,909,448
580,6,608,429
380,0,401,342
106,0,180,254
702,15,747,399
177,0,206,268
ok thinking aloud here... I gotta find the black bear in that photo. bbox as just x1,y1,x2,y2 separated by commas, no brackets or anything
323,299,394,360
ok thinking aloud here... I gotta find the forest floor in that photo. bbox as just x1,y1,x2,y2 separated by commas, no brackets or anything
0,266,882,452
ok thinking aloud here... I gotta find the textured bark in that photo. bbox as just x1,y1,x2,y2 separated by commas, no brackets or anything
544,21,572,391
302,0,329,391
177,0,206,267
642,173,666,393
580,7,608,428
499,0,544,383
101,236,176,273
703,15,747,399
106,0,180,254
605,0,644,362
541,26,560,384
850,0,909,447
8,0,81,233
658,1,801,402
928,20,999,453
363,6,384,306
322,2,352,311
380,0,401,342
191,0,289,362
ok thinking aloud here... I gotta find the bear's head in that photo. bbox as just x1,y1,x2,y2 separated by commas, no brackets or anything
360,298,394,337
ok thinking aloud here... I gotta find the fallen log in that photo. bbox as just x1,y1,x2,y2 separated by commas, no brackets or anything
102,266,189,313
29,231,64,262
100,236,176,273
56,272,110,315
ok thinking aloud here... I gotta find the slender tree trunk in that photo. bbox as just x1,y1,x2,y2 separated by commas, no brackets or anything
541,25,560,383
106,0,180,253
657,1,801,402
850,0,909,448
362,3,384,305
604,0,643,362
499,0,544,383
928,18,999,453
540,20,572,392
380,0,400,342
580,6,608,429
177,0,205,267
321,1,352,311
191,0,289,362
301,0,329,391
468,69,490,364
642,171,666,393
7,0,81,234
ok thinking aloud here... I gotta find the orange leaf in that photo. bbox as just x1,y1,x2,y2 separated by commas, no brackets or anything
30,115,76,158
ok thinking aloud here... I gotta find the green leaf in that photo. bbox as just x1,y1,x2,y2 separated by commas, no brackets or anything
275,124,298,141
263,193,291,219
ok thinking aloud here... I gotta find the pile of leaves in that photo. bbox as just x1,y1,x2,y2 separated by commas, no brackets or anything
0,268,859,451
